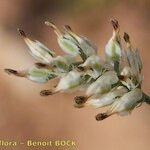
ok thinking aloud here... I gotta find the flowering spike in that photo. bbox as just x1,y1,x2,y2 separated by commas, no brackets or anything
5,19,150,121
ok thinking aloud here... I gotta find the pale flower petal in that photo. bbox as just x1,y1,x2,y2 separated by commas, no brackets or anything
86,71,119,96
64,25,97,57
57,36,80,56
56,70,82,92
105,38,122,61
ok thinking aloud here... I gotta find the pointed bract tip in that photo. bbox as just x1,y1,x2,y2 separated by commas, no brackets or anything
35,63,51,69
45,21,62,36
35,62,47,68
110,19,119,30
95,113,108,121
4,68,18,75
45,21,56,29
123,32,130,42
40,89,54,96
64,25,72,31
74,96,87,105
45,21,51,26
17,28,26,37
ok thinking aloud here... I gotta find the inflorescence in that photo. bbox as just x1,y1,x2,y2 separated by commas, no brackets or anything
5,19,150,121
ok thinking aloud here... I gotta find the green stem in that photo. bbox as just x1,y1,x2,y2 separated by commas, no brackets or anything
114,60,120,75
78,48,87,62
143,93,150,104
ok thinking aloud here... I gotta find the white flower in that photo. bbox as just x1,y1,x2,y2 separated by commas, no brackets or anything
40,70,83,96
64,25,97,57
86,71,119,97
79,55,104,79
96,88,143,121
87,86,128,108
5,66,56,83
55,70,82,92
109,88,143,116
40,71,92,97
18,29,55,64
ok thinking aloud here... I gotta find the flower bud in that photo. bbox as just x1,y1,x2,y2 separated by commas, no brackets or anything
57,36,81,56
5,66,56,83
120,66,133,77
79,55,103,79
123,32,143,83
51,55,75,76
18,29,55,63
4,19,149,121
45,21,80,56
80,55,102,68
105,19,122,62
64,25,97,57
27,66,56,83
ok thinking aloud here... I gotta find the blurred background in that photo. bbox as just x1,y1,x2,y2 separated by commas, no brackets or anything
0,0,150,150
